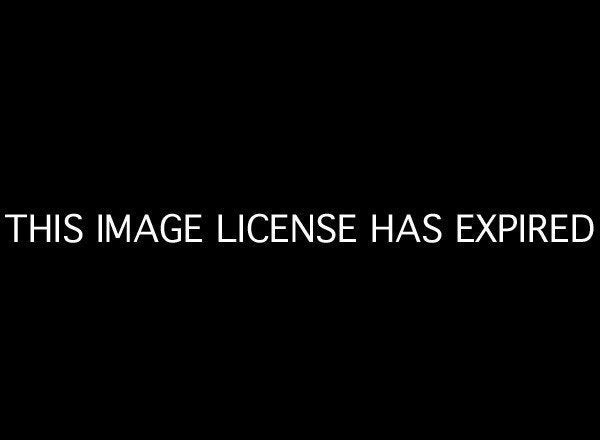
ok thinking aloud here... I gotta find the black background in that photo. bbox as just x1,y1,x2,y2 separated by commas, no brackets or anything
1,6,597,434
